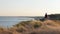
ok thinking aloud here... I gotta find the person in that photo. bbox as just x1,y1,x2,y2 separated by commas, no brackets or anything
44,13,48,19
39,13,48,21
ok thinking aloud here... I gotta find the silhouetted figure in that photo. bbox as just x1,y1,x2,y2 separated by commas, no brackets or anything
39,13,48,21
44,13,48,19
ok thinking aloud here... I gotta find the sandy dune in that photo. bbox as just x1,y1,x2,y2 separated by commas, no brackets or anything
0,20,60,34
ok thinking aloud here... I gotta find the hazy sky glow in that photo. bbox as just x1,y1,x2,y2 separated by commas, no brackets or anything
0,0,60,16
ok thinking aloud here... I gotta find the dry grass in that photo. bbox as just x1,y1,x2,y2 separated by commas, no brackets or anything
0,20,60,34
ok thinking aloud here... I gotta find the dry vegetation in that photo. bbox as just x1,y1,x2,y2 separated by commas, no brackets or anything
0,20,60,34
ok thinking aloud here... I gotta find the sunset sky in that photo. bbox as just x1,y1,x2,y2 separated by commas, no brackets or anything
0,0,60,16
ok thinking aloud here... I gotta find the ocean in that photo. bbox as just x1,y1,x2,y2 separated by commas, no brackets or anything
0,16,36,28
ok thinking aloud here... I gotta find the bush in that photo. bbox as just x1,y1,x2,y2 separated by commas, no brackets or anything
34,22,42,28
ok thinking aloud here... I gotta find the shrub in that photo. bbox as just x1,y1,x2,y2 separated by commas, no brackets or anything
34,22,42,28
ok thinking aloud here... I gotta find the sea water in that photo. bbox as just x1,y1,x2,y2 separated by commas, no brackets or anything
0,16,34,27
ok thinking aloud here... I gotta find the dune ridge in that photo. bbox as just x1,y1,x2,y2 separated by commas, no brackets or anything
0,20,60,34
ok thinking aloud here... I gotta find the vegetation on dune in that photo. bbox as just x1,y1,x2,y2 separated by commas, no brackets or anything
16,27,26,33
12,20,43,33
33,22,41,28
15,21,31,27
0,20,60,34
48,14,60,20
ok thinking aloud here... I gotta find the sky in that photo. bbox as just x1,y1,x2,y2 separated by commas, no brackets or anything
0,0,60,16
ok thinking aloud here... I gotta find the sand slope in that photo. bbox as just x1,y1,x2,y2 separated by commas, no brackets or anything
0,20,60,34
